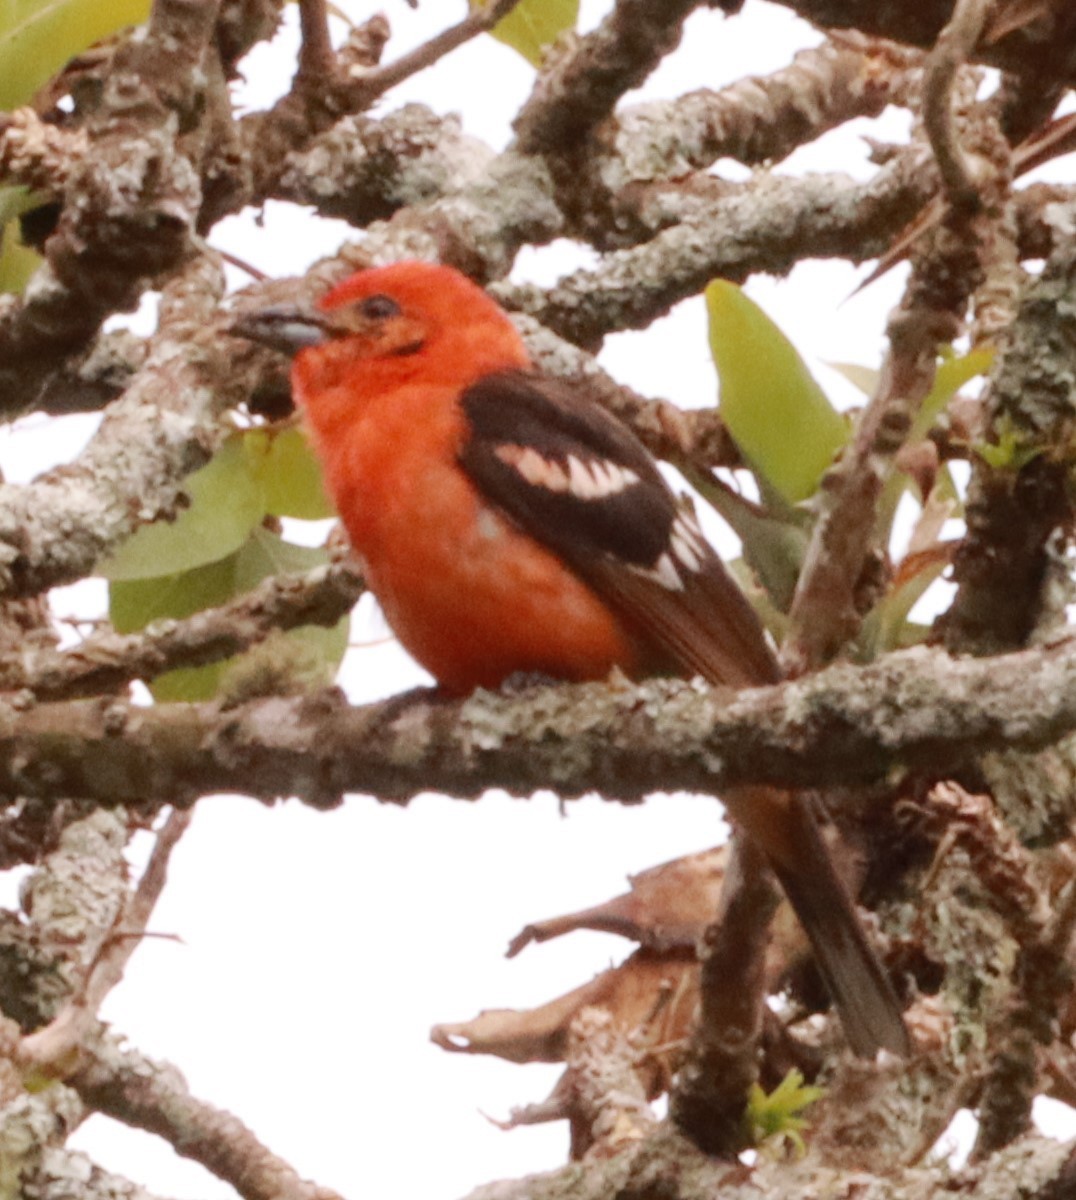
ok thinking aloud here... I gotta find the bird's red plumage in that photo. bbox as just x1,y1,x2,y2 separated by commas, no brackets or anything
292,263,647,692
237,260,910,1058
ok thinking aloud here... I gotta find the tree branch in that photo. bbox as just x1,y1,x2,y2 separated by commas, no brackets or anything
497,155,938,349
71,1034,344,1200
5,639,1076,810
669,835,778,1155
513,0,703,155
941,199,1076,654
606,33,921,188
782,302,958,674
459,1122,1076,1200
764,0,1076,89
0,254,244,598
0,560,363,700
0,0,223,407
921,0,991,212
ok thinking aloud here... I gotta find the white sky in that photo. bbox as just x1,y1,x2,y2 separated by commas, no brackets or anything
1,2,1074,1197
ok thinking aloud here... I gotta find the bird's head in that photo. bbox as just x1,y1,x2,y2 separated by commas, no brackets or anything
231,261,529,388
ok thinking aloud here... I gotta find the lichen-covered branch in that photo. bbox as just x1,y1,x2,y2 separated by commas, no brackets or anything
610,34,921,182
0,560,363,700
71,1035,344,1200
0,0,223,404
941,200,1076,654
0,255,242,597
24,1147,173,1200
513,0,703,155
4,638,1076,811
459,1124,1075,1200
500,156,938,348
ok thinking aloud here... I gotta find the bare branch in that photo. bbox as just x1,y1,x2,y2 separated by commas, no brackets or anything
763,0,1076,89
296,0,335,81
460,1123,1076,1200
497,156,938,349
561,1007,657,1159
611,34,922,179
19,811,191,1078
267,103,497,223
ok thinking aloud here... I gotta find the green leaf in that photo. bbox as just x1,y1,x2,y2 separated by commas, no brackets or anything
683,467,808,613
110,527,349,702
746,1069,825,1153
233,525,333,587
976,412,1043,471
826,361,879,397
98,435,266,581
145,658,227,703
0,0,151,111
0,221,39,294
248,426,335,521
873,345,989,543
475,0,578,66
109,553,239,634
0,186,39,224
913,344,993,442
706,281,849,504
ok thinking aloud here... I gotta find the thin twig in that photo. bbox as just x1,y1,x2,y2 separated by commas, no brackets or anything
356,0,524,99
215,246,269,281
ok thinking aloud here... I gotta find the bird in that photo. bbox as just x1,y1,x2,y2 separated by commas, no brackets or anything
233,259,911,1059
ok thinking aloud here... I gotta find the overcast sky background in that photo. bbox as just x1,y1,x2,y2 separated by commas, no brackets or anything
0,2,1074,1197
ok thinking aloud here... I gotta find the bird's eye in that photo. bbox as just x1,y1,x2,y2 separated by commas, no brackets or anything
358,294,401,320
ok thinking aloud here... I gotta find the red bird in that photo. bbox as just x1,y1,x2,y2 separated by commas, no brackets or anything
235,260,910,1058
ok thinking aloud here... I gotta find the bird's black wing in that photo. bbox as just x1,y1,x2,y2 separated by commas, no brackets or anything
458,369,779,689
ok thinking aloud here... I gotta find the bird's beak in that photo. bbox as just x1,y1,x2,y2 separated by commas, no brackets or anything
229,304,331,357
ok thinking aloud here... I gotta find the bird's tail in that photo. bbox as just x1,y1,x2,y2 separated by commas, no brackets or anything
729,787,911,1058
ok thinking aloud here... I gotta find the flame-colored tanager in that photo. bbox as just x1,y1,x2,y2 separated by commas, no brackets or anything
235,260,910,1059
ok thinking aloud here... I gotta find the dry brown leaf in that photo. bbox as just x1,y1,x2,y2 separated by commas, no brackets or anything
432,949,699,1094
506,847,728,957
